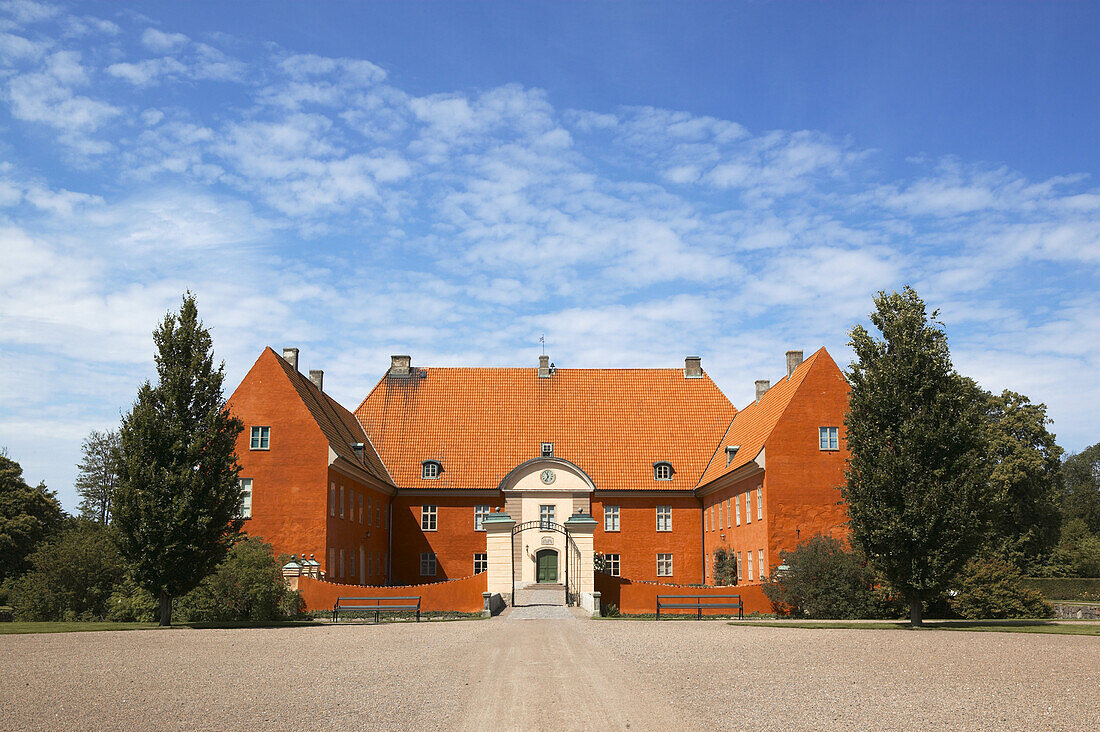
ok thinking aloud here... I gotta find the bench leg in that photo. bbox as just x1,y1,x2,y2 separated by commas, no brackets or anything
698,607,702,621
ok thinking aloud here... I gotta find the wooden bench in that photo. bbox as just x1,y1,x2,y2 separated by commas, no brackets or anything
332,596,421,623
656,594,743,620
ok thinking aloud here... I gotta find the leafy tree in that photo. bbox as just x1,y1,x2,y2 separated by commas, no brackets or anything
10,520,127,621
981,389,1063,568
175,538,303,622
762,534,900,619
950,554,1052,619
1061,443,1100,534
113,293,244,626
0,453,64,582
1043,519,1100,577
712,547,737,586
106,575,158,622
843,287,991,626
75,429,121,524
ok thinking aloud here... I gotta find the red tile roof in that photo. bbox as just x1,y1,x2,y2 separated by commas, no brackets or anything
696,348,826,487
355,366,736,492
265,348,392,485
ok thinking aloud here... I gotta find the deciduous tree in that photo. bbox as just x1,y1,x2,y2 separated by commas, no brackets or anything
843,287,990,626
0,453,63,582
1061,443,1100,534
75,429,121,524
113,294,244,626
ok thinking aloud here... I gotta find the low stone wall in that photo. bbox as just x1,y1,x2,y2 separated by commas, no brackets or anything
298,572,488,614
595,572,771,616
1053,602,1100,620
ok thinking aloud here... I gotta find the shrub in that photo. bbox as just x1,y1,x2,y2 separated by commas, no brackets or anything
1020,577,1100,601
174,537,303,622
951,555,1053,619
763,534,902,619
106,575,158,622
601,602,620,617
10,521,126,621
712,547,737,586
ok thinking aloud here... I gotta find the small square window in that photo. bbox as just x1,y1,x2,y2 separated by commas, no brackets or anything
656,505,672,532
605,553,620,577
657,553,673,577
421,505,437,531
238,478,252,519
474,553,488,574
475,505,491,531
819,426,839,451
249,426,270,450
604,505,620,532
541,442,554,458
420,552,437,577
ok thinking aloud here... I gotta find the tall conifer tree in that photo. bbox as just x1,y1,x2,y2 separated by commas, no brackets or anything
113,294,244,625
843,287,989,626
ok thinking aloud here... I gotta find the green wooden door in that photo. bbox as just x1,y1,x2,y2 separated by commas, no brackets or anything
536,550,558,583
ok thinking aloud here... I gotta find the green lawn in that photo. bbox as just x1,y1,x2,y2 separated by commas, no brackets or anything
731,619,1100,636
0,620,326,635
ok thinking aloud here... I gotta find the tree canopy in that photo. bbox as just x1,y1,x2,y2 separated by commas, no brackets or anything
843,286,990,625
113,293,244,625
1061,443,1100,534
0,453,64,582
76,429,121,525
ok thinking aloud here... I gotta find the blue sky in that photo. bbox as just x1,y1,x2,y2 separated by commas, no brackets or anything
1,1,1098,511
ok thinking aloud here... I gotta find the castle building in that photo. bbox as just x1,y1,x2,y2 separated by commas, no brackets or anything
227,346,849,603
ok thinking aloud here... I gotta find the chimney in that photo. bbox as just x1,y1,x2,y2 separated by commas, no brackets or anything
786,350,804,378
755,379,770,401
684,356,702,378
538,354,550,378
309,369,323,391
282,347,299,371
390,355,412,377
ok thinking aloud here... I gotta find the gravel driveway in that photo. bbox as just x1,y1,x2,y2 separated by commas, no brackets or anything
2,617,1097,731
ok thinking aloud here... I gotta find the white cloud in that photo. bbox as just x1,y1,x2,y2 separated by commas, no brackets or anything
141,27,189,53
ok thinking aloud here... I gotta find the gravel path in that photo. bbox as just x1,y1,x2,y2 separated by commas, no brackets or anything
2,619,1097,731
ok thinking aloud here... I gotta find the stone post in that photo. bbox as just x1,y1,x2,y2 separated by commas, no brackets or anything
281,559,302,591
564,509,598,596
483,511,516,603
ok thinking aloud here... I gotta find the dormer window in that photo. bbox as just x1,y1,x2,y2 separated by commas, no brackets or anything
653,461,674,481
421,460,443,479
541,442,554,458
725,445,740,466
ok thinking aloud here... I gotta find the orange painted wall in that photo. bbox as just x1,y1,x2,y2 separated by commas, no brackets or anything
323,467,392,585
228,349,331,571
765,353,851,565
592,494,703,584
297,572,487,613
701,471,771,583
595,572,770,616
390,495,504,585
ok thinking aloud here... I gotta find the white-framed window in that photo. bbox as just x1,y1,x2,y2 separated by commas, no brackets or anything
329,483,336,517
717,501,723,530
474,505,491,531
339,549,345,579
420,552,437,576
249,426,270,450
541,442,554,457
758,549,765,580
604,505,620,532
819,426,839,451
757,487,763,521
656,505,672,532
359,495,364,524
421,460,442,479
606,553,620,577
421,505,437,531
539,504,555,530
747,549,754,581
736,551,743,582
653,461,674,480
238,478,253,518
745,492,751,524
657,553,673,577
727,498,732,528
735,495,741,525
339,486,344,518
474,553,488,574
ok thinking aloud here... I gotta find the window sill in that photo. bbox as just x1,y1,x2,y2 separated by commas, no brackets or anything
249,447,270,451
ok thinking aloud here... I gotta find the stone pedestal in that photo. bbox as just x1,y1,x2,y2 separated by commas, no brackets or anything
483,512,516,600
564,509,598,596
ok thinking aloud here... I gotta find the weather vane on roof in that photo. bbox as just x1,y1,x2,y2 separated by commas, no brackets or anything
539,333,545,355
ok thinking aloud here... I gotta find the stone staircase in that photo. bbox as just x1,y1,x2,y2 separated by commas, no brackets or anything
513,583,566,607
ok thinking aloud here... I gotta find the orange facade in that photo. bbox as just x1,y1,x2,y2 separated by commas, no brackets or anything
228,346,851,598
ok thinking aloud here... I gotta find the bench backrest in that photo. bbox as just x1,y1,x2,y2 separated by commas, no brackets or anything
335,596,421,606
656,595,741,604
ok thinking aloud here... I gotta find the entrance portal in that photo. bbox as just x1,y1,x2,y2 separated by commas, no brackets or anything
536,549,558,583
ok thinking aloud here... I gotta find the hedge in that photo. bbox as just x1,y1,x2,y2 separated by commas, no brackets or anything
1021,577,1100,601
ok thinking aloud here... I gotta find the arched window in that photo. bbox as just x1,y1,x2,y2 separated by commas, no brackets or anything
653,461,674,481
421,460,443,479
